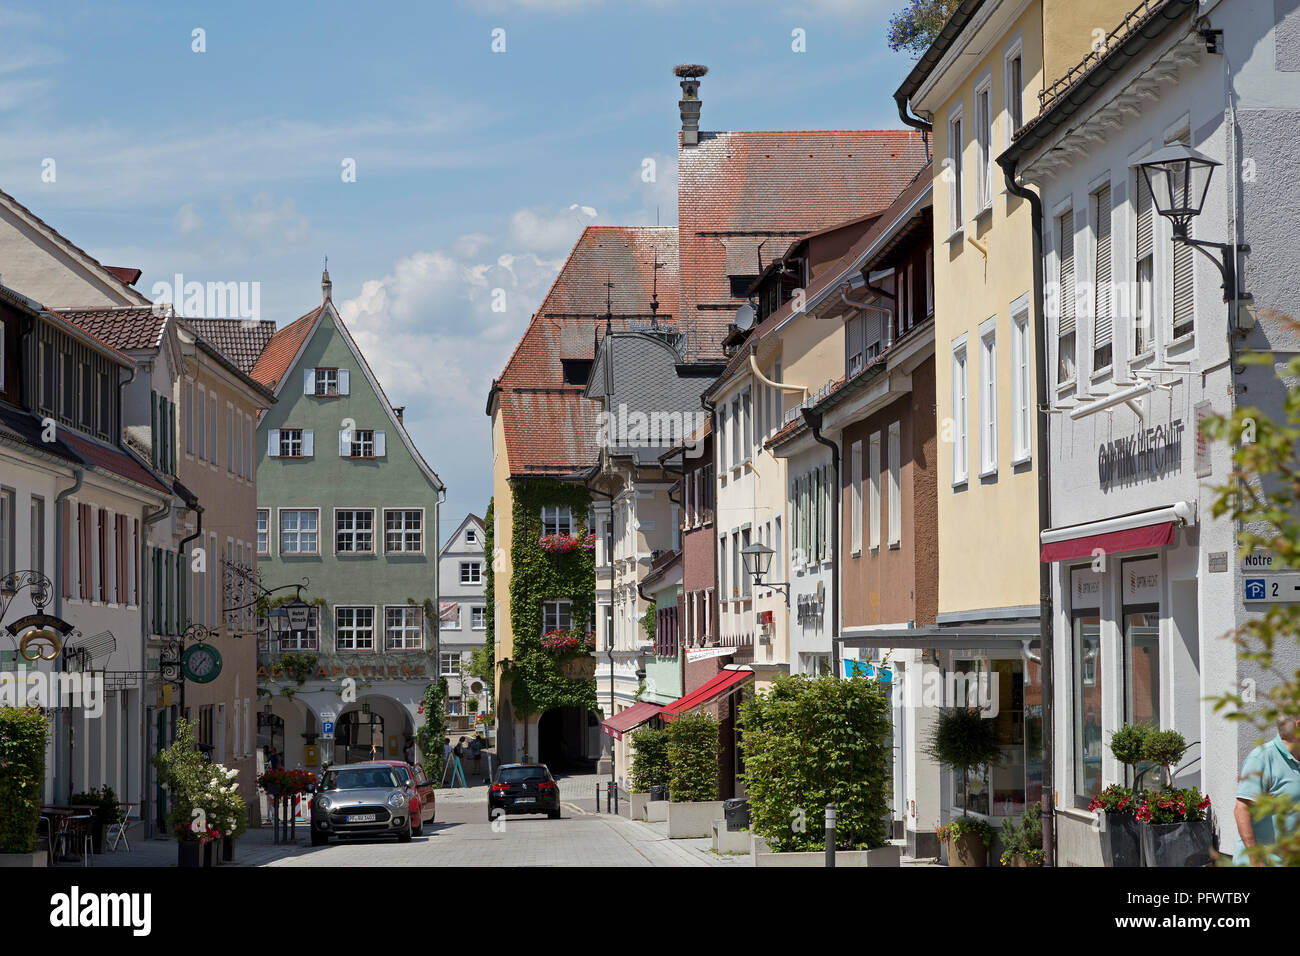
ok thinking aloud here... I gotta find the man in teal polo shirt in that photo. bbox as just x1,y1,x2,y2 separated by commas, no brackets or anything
1233,717,1300,865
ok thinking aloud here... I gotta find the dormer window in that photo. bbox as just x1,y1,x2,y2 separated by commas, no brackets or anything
316,368,338,395
305,367,349,396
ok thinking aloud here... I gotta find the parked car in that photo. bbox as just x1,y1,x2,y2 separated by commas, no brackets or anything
371,759,436,834
489,763,561,820
311,763,415,846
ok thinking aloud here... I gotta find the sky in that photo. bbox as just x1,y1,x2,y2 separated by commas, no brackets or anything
0,0,925,545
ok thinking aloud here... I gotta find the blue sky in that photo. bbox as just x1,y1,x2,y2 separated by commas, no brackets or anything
0,0,923,544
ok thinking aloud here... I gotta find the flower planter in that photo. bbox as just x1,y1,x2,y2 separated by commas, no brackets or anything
202,839,220,867
667,800,728,839
755,845,901,867
0,851,47,867
178,842,201,868
947,831,988,868
630,792,648,821
1098,814,1142,868
223,837,235,863
1140,820,1212,868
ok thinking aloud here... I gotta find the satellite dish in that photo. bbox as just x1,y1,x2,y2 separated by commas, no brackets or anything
734,303,755,331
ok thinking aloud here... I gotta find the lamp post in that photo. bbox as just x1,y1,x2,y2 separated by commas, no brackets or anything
1135,143,1252,327
740,542,790,606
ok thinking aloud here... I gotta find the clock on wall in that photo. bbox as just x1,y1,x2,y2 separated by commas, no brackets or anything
181,643,223,684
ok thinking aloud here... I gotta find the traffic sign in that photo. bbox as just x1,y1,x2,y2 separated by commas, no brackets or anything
1244,574,1300,602
322,721,335,735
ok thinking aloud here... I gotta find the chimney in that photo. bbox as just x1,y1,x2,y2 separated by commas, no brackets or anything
395,406,405,422
673,64,707,146
322,261,332,301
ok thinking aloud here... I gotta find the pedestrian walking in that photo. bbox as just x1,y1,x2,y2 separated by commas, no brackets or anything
1233,716,1300,865
268,746,282,770
403,736,415,766
469,734,483,779
441,737,453,786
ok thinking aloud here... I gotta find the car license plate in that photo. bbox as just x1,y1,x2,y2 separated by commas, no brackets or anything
346,813,377,823
514,797,535,804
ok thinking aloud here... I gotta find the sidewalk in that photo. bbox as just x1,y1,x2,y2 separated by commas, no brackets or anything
89,824,316,867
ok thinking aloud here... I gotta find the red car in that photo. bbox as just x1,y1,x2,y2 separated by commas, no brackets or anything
367,760,436,835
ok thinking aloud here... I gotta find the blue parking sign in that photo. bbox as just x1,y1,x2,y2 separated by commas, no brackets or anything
322,721,334,735
1245,579,1266,601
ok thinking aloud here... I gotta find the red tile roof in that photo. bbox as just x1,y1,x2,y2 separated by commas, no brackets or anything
56,307,168,351
677,130,929,360
61,431,172,495
250,304,325,389
494,227,682,476
104,266,142,286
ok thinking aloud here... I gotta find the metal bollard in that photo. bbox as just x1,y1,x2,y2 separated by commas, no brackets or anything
613,782,619,816
597,783,602,813
825,804,836,868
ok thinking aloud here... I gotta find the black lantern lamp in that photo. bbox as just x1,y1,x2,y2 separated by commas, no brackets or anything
740,542,790,606
1135,143,1252,326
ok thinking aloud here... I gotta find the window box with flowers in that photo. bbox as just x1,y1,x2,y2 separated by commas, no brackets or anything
538,532,596,554
539,629,596,654
1136,787,1212,867
1089,784,1142,868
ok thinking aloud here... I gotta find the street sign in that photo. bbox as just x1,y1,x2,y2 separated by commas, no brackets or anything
322,721,334,735
1244,575,1300,602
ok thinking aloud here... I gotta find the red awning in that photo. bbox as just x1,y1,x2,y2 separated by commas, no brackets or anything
1040,521,1175,563
601,701,663,740
661,668,753,722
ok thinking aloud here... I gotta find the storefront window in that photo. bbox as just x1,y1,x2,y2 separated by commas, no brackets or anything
1122,556,1162,786
1070,565,1104,804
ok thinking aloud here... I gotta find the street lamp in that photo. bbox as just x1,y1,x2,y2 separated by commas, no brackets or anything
740,542,790,606
1135,143,1252,325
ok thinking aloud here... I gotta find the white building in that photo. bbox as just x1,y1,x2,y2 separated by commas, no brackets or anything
1002,0,1300,864
437,513,489,719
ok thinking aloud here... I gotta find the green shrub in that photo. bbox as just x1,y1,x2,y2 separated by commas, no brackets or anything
740,674,892,852
666,713,720,802
1143,729,1190,788
628,727,670,793
152,718,247,843
0,707,50,853
998,802,1043,865
1108,723,1151,771
70,785,120,829
924,706,1002,817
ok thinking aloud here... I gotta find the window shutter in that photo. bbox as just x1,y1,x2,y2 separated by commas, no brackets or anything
304,368,315,395
338,369,350,395
1172,226,1194,337
1136,174,1153,260
268,429,280,457
1093,185,1113,349
1058,213,1076,337
301,430,314,457
61,500,71,598
339,430,351,457
150,398,158,468
374,431,386,457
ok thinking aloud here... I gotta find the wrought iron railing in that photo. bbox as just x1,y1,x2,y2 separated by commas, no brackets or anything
1036,0,1163,115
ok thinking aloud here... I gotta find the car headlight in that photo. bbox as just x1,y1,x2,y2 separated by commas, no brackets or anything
317,796,332,811
387,791,406,809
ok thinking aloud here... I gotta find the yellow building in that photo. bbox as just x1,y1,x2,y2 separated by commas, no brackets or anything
895,0,1136,830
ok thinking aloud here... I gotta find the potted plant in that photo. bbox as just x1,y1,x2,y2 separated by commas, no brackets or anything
1136,787,1213,867
70,785,120,855
153,719,248,867
998,802,1043,866
925,706,1003,867
1091,722,1150,867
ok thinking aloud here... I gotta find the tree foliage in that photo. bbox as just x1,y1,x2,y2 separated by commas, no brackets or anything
740,674,893,851
887,0,963,56
667,713,720,802
628,727,671,793
0,707,49,853
417,678,450,782
924,706,1003,818
1202,326,1300,865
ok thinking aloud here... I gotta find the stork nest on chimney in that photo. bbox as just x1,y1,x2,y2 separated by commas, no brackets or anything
673,64,708,78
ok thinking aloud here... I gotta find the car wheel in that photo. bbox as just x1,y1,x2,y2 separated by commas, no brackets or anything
310,830,328,847
412,810,424,836
398,820,413,843
548,809,561,820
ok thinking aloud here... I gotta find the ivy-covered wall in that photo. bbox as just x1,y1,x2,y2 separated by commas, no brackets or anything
505,477,597,718
484,498,495,656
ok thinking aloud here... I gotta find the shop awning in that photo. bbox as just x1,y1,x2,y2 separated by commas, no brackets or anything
1041,502,1194,563
661,668,753,722
601,701,663,740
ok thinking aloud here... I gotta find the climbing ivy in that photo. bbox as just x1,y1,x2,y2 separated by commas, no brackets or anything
483,498,496,674
506,478,597,720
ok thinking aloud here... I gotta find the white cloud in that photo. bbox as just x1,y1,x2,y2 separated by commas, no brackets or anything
223,193,311,247
507,204,601,255
174,202,203,236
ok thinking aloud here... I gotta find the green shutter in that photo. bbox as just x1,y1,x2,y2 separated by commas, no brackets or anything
152,548,162,633
150,399,158,469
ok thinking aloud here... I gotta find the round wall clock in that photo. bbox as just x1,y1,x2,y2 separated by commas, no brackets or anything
181,643,223,683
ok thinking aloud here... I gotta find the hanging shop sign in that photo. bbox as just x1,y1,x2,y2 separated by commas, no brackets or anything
1098,419,1185,490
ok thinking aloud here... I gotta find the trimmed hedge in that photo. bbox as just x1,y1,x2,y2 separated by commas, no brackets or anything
628,727,670,793
740,674,892,851
0,707,50,853
667,713,720,802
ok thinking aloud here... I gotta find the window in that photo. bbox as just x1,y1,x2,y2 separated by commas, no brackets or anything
209,393,218,465
1167,131,1195,341
1092,184,1113,372
925,247,934,316
351,429,374,458
335,606,375,651
951,341,969,485
460,562,482,585
1071,567,1103,803
541,506,572,537
278,428,305,458
471,606,486,630
256,509,269,555
196,386,207,461
978,321,998,476
887,424,901,547
850,441,863,554
226,405,233,472
336,509,374,553
741,389,752,462
279,509,318,554
280,605,319,651
313,368,339,396
440,652,462,676
741,528,751,598
868,433,881,551
543,600,571,632
1005,47,1024,143
948,110,964,234
1056,210,1077,386
975,79,993,212
1011,302,1032,462
384,509,423,553
385,606,424,650
466,529,477,544
185,381,194,455
1134,169,1155,357
731,396,742,466
1121,557,1162,736
0,488,14,576
718,535,727,601
30,496,44,576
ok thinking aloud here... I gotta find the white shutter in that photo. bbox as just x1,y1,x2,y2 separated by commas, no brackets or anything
1058,213,1075,337
268,429,280,457
339,431,351,457
304,368,314,395
338,369,350,395
301,430,314,457
1135,174,1153,260
1093,185,1113,350
374,431,386,457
